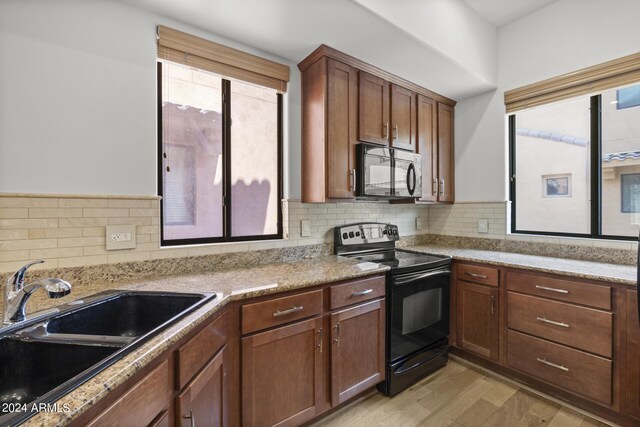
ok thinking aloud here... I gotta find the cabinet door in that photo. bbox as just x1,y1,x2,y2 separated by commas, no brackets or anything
327,58,358,199
437,103,454,202
627,290,640,418
358,71,390,146
242,317,323,427
330,299,385,406
176,346,228,427
417,95,438,202
456,281,499,361
390,84,417,152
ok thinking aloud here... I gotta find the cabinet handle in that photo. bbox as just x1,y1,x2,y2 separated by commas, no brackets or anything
535,285,569,294
536,316,570,328
465,272,487,279
536,358,569,372
350,169,356,192
183,410,196,427
383,122,389,139
490,295,495,315
393,125,398,140
317,328,323,353
352,289,373,297
334,322,340,348
440,179,445,195
273,306,303,317
432,179,438,196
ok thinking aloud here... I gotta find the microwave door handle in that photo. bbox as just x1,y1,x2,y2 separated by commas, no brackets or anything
406,163,416,196
394,269,452,286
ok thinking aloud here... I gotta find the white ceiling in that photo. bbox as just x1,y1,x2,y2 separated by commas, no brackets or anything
115,0,561,100
462,0,560,27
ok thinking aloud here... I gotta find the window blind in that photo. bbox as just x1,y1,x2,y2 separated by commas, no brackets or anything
157,25,290,93
504,52,640,113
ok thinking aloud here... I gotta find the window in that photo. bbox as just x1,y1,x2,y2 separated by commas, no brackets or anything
158,61,282,245
617,84,640,109
509,84,640,239
543,174,571,197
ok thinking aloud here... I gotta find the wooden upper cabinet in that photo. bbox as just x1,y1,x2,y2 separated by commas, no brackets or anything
437,103,455,202
456,280,500,361
327,59,358,199
390,84,416,151
417,95,438,202
176,347,228,427
330,300,385,406
242,317,323,427
627,290,640,418
358,72,390,146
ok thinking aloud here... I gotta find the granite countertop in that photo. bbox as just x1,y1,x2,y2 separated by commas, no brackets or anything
406,244,637,287
19,256,389,426
15,242,638,425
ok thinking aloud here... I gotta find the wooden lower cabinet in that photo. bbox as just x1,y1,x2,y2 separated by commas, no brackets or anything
241,317,324,427
330,299,385,405
456,280,500,361
176,346,228,427
627,290,640,418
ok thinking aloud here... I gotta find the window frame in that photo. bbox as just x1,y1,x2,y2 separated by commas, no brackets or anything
509,94,636,241
157,61,283,247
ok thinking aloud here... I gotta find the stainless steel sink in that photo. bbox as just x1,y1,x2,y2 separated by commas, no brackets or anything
0,290,216,426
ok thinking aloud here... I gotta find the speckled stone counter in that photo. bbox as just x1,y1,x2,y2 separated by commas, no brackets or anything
407,244,637,287
17,256,389,426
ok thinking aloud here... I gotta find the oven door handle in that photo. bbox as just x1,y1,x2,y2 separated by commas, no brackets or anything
393,269,451,286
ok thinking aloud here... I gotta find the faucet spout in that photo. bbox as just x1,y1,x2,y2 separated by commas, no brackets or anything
3,261,72,326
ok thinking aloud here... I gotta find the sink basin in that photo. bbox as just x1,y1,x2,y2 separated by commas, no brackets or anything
0,338,117,422
46,293,204,337
0,290,216,426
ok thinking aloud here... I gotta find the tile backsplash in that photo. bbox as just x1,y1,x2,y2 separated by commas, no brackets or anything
1,194,635,274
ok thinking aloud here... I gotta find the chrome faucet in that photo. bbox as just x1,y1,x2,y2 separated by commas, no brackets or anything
3,260,72,325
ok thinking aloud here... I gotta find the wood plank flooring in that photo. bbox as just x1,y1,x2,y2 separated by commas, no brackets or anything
311,359,613,427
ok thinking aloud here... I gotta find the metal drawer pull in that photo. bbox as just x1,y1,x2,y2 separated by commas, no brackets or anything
273,306,304,317
432,179,438,196
440,179,445,195
184,410,196,427
352,289,373,297
535,285,569,294
383,122,389,138
334,323,340,348
536,316,570,328
393,125,398,140
317,328,323,353
537,358,569,372
465,272,488,279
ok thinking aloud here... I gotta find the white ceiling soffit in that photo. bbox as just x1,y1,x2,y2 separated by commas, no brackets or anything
116,0,498,100
462,0,561,27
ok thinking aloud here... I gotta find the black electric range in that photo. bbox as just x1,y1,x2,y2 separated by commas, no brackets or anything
334,222,452,396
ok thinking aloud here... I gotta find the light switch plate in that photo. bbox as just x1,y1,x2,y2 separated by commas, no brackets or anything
478,219,489,234
301,219,311,237
106,225,136,250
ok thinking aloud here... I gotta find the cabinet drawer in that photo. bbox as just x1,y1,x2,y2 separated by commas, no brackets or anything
508,330,612,406
329,275,385,310
176,309,228,390
87,360,170,426
506,271,611,310
508,292,612,358
456,263,499,287
242,289,323,335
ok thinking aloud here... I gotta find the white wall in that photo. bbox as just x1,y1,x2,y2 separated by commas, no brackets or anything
454,0,640,202
0,0,299,197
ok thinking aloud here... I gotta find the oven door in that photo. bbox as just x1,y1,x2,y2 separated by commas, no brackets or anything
392,151,422,198
356,144,393,197
389,267,450,362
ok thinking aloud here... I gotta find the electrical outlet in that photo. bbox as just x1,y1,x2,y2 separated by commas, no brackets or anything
478,219,489,234
301,219,311,237
416,218,424,230
106,225,136,250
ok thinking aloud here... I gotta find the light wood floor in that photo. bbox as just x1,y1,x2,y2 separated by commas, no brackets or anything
312,359,613,427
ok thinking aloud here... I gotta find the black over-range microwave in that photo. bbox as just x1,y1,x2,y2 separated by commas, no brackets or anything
356,143,422,199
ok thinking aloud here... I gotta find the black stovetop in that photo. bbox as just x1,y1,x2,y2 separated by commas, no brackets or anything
347,248,450,272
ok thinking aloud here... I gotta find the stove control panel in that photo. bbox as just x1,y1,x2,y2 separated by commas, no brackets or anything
334,222,399,246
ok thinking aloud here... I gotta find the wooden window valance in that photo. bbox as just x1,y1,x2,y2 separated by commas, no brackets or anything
504,51,640,113
157,25,290,93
